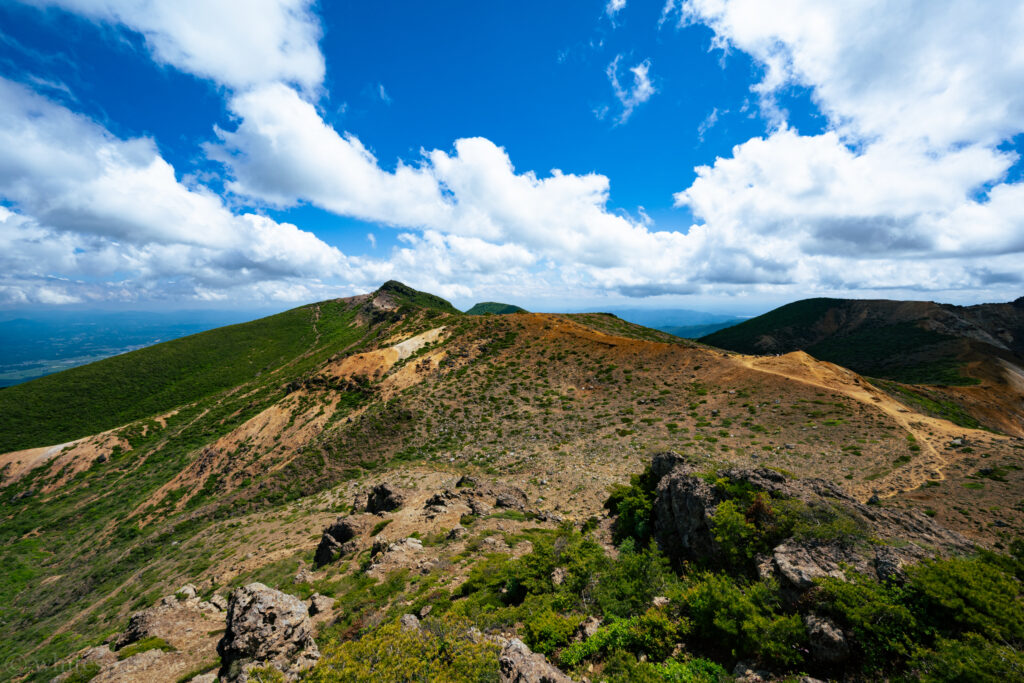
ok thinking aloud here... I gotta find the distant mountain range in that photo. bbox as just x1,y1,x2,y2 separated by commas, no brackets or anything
577,307,746,339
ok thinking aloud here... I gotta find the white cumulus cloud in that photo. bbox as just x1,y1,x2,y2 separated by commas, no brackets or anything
20,0,324,91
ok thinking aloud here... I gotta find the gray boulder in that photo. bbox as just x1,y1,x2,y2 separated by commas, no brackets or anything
499,638,572,683
217,583,319,681
804,614,850,664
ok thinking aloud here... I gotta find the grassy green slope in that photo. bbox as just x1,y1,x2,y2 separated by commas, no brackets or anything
0,299,381,675
0,306,323,453
465,302,527,315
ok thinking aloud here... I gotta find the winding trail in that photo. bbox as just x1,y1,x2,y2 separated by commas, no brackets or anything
733,351,1000,497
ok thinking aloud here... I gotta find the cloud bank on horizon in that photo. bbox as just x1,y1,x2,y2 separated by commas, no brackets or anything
1,0,1022,309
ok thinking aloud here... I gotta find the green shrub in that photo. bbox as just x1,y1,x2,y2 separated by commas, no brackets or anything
62,662,101,683
682,573,805,668
370,519,392,536
710,499,760,566
595,539,677,619
307,615,499,682
116,636,176,660
911,633,1024,682
523,607,582,655
598,651,729,683
605,467,658,545
559,608,686,667
658,657,731,682
815,573,919,671
908,556,1024,644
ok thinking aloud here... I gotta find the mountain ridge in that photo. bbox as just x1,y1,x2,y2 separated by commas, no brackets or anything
1,282,1022,681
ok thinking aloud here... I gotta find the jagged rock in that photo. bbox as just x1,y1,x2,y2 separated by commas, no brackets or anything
400,614,421,631
209,594,229,611
425,491,452,507
217,583,319,682
315,516,365,566
308,593,336,616
496,493,525,510
551,567,567,586
366,483,405,513
651,461,717,561
447,525,469,540
499,638,572,683
571,616,602,643
874,546,908,583
371,535,391,556
805,614,849,664
769,542,849,590
647,453,974,595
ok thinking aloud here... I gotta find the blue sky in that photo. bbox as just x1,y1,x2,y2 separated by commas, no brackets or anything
1,1,1022,315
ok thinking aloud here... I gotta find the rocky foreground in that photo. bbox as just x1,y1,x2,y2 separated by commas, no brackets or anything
55,452,1006,683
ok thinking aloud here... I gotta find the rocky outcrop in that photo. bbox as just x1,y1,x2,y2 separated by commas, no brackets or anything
647,453,974,593
366,483,405,513
217,583,319,681
367,536,437,577
421,479,528,519
314,515,366,565
499,638,573,683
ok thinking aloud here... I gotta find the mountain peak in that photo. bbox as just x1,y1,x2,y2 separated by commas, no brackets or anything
372,280,460,314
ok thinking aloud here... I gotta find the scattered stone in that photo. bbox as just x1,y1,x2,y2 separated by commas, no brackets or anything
496,493,524,510
551,567,567,586
176,584,198,601
804,614,849,664
499,638,573,683
651,596,670,608
400,614,421,631
315,516,365,566
447,525,469,540
308,593,336,616
217,583,319,681
209,594,229,611
366,483,405,513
